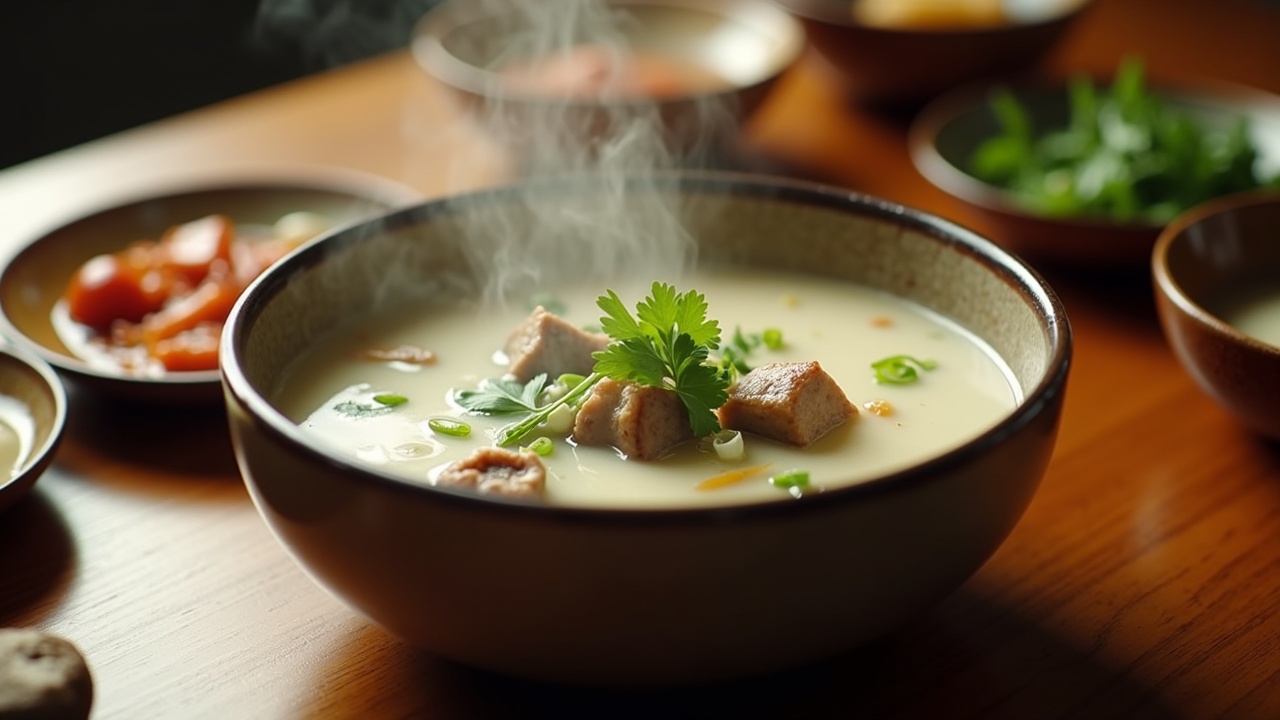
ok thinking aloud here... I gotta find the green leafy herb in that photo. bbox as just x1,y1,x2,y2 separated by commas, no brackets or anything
427,417,472,437
497,282,731,446
455,374,549,415
715,326,785,380
333,392,409,418
871,355,938,385
969,56,1280,224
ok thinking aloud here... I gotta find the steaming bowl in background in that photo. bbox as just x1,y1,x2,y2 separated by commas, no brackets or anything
221,173,1071,684
411,0,805,165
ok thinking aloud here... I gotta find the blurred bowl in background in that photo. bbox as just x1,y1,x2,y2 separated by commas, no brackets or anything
1153,190,1280,441
411,0,806,167
910,77,1280,270
773,0,1093,107
0,342,66,515
0,171,420,405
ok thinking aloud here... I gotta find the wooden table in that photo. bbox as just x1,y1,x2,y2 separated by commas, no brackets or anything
4,0,1280,717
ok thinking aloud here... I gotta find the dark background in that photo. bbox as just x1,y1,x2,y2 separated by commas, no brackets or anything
0,0,438,170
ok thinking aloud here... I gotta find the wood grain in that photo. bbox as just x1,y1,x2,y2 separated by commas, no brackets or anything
3,0,1280,717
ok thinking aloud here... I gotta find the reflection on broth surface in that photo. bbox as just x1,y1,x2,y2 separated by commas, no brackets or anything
273,269,1019,509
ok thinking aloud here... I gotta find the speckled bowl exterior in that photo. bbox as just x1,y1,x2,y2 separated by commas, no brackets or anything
221,173,1072,684
911,79,1280,270
1153,190,1280,440
0,343,67,514
0,174,421,405
774,0,1092,108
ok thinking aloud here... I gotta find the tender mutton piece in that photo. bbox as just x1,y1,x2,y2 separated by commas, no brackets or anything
717,361,856,446
504,305,609,382
572,378,694,461
435,447,547,499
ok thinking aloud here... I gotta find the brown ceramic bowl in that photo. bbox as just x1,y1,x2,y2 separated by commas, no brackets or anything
773,0,1092,107
411,0,805,167
0,171,421,405
910,78,1280,270
221,172,1072,685
1153,190,1280,440
0,342,67,515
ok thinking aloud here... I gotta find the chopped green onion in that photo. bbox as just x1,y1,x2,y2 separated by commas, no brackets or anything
525,436,554,456
427,417,471,437
871,355,938,385
373,393,408,407
711,429,744,461
770,469,810,498
761,328,784,350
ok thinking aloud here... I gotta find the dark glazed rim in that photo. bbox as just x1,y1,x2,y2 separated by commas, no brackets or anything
411,0,806,106
1152,188,1280,357
222,171,1072,526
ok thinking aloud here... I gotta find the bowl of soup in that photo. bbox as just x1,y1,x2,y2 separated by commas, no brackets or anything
221,172,1072,684
1153,190,1280,440
772,0,1093,107
411,0,805,168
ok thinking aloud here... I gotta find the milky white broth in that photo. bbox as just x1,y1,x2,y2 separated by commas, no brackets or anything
272,268,1021,509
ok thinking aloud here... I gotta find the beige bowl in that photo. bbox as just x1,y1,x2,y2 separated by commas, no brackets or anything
411,0,805,166
221,173,1071,684
1153,190,1280,440
774,0,1093,107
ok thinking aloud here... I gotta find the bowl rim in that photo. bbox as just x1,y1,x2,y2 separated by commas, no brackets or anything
0,169,423,398
410,0,806,107
0,340,68,514
222,171,1072,524
772,0,1092,33
1151,187,1280,357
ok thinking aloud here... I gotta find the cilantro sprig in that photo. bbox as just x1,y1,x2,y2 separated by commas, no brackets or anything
496,282,731,447
455,374,549,414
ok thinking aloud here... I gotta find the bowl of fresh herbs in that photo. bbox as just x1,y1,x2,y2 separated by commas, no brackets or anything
909,58,1280,269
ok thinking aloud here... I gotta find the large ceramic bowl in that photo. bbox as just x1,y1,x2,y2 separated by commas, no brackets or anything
1153,190,1280,440
412,0,805,167
221,173,1072,684
773,0,1093,107
910,77,1280,270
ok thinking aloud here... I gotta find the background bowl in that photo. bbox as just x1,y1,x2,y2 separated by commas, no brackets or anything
1153,190,1280,440
773,0,1092,107
0,172,420,405
0,342,67,515
411,0,805,167
910,78,1280,270
222,173,1071,685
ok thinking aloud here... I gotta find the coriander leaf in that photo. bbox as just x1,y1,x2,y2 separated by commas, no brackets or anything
455,374,549,415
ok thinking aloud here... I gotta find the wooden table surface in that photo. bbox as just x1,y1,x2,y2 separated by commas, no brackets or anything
4,0,1280,717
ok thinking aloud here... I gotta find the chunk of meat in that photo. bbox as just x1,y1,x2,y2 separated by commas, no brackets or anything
434,447,546,499
573,377,693,461
504,306,608,382
717,361,856,447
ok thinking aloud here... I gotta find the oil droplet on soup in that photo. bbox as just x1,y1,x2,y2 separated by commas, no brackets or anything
273,270,1021,509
